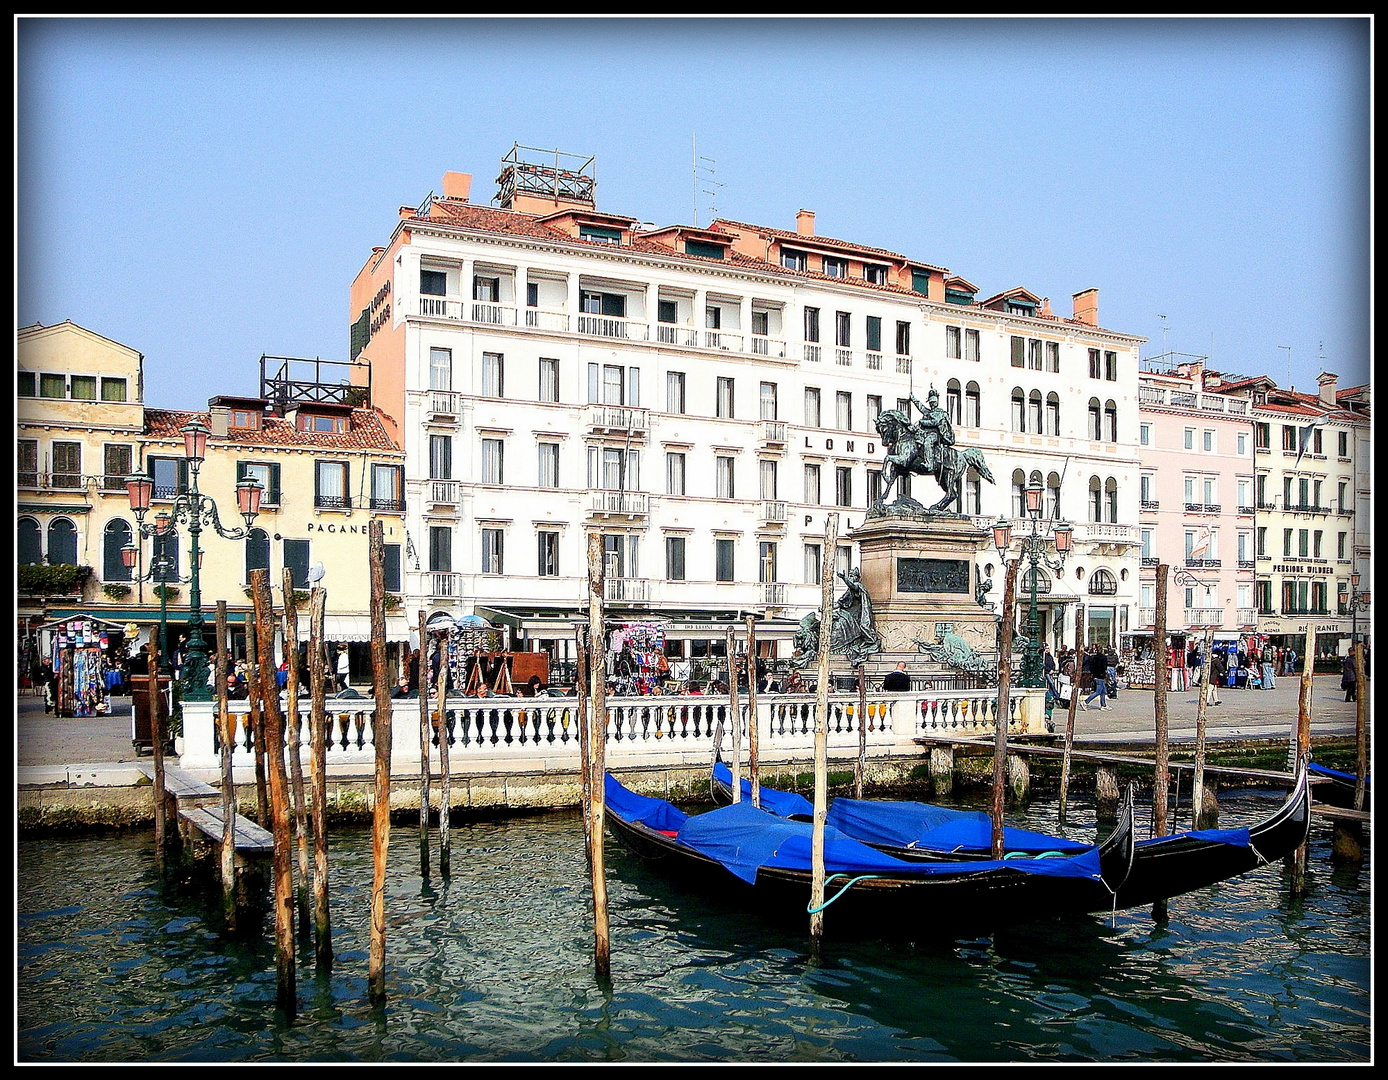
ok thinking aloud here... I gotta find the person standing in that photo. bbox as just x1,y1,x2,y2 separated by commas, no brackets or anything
1206,648,1225,706
882,661,911,692
1341,652,1357,702
1285,647,1298,677
1262,646,1278,690
336,645,350,692
1082,645,1110,711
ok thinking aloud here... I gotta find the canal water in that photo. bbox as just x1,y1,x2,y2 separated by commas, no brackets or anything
18,786,1369,1062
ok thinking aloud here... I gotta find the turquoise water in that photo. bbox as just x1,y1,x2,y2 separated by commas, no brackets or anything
17,789,1370,1062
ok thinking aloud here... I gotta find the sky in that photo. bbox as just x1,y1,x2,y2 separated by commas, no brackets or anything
17,17,1372,409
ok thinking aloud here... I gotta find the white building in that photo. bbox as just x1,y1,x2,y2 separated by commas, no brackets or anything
349,149,1145,670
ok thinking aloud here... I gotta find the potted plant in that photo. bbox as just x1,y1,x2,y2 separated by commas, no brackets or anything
102,583,133,601
153,583,180,602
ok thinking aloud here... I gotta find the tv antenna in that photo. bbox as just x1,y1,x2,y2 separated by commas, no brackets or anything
692,135,723,227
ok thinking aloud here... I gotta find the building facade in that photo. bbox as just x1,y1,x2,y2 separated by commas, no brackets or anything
349,152,1146,666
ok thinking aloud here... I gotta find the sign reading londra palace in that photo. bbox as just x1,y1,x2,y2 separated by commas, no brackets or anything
897,557,971,594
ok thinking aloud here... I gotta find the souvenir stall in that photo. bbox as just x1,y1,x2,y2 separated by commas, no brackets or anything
40,614,127,718
609,622,669,695
1119,630,1192,691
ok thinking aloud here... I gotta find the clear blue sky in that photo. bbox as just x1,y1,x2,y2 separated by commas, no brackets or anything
18,17,1371,409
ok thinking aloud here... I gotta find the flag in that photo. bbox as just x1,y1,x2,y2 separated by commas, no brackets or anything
1293,422,1316,467
1189,527,1212,561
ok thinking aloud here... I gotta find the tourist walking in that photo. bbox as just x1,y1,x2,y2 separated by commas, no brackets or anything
1341,653,1357,702
1285,647,1298,677
1081,646,1110,711
1262,648,1278,690
1206,648,1225,706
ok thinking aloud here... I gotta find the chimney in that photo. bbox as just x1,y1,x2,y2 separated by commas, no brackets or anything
1040,297,1053,318
796,209,815,236
441,171,472,201
1317,371,1338,406
1072,288,1098,326
208,404,230,437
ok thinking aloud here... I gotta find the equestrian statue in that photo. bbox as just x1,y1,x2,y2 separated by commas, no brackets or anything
872,389,995,514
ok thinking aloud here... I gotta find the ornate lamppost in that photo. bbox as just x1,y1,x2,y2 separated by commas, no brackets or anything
1347,571,1369,648
126,420,262,701
992,483,1072,688
120,519,189,677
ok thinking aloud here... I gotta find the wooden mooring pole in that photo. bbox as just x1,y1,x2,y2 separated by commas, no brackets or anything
366,519,394,1006
1151,563,1171,922
417,610,431,876
248,610,270,829
1289,628,1316,897
307,586,332,970
586,531,612,982
854,663,867,800
436,626,452,880
215,601,237,931
809,513,838,946
576,627,592,854
991,558,1018,860
1058,606,1083,824
282,569,311,942
1191,625,1215,830
148,634,168,876
250,569,296,1019
727,627,741,803
1354,637,1367,814
745,614,760,809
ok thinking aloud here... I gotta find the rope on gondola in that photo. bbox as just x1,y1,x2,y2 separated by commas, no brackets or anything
808,873,880,914
1003,850,1068,860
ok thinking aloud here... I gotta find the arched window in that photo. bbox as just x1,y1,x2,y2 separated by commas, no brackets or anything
18,517,42,565
1105,477,1119,523
245,527,271,584
1104,400,1118,443
1087,397,1102,441
1012,469,1027,517
1011,388,1026,433
1089,568,1118,595
1028,390,1043,433
964,381,981,427
945,379,962,425
1022,566,1052,594
1046,472,1062,519
103,519,133,582
47,518,78,566
1088,476,1103,522
1045,392,1060,436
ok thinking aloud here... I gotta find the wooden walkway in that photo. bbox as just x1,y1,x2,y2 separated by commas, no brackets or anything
137,762,272,880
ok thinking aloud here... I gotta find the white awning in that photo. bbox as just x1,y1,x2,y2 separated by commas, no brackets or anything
295,615,412,643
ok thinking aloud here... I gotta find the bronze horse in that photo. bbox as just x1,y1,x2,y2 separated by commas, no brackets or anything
873,409,996,512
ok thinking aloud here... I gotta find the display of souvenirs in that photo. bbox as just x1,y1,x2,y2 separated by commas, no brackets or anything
47,616,120,717
609,622,668,695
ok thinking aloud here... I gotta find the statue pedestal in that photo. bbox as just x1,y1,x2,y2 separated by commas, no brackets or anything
853,512,996,658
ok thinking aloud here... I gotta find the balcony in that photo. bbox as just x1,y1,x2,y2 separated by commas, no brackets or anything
1184,502,1204,513
757,420,787,446
865,351,883,371
523,306,570,332
577,314,649,341
1185,608,1225,627
417,294,464,320
18,470,38,489
1138,386,1165,405
835,347,854,367
604,577,650,604
759,500,788,524
750,335,787,358
470,300,517,327
1237,559,1255,570
1237,505,1254,516
1199,396,1226,412
704,330,743,352
589,490,649,517
895,355,912,375
1140,499,1160,511
426,390,459,418
314,494,353,510
1227,400,1248,415
1237,608,1258,625
428,480,460,505
1185,558,1222,568
1170,390,1197,407
804,344,823,363
369,498,405,513
1141,557,1160,568
761,582,787,607
1138,607,1156,626
1075,522,1138,545
429,572,462,599
48,472,85,491
656,323,695,346
1203,504,1222,514
585,404,648,437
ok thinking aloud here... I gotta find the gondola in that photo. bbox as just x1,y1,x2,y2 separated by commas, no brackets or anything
603,772,1135,936
710,761,1312,911
1308,761,1370,812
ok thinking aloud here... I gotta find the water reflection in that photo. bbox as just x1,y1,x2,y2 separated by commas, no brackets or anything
17,790,1369,1063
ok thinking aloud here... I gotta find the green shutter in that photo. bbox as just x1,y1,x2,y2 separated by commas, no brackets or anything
911,270,931,296
350,308,370,361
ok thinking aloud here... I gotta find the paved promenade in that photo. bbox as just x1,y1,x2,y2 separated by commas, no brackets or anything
16,675,1364,779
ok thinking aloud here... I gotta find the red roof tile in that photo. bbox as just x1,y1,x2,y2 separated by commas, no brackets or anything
145,407,401,451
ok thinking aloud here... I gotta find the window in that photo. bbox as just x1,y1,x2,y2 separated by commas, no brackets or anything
1086,398,1103,439
823,256,847,278
867,468,882,507
946,326,962,360
537,532,559,577
1338,481,1349,512
760,459,778,501
835,466,853,507
589,447,638,491
1105,401,1118,443
527,282,539,309
1283,476,1293,508
428,527,452,572
281,538,308,587
1236,432,1248,456
1313,429,1323,455
804,542,822,585
299,412,345,434
1298,530,1309,558
911,269,931,295
538,442,560,488
481,528,504,574
103,444,133,490
1338,532,1347,559
51,442,82,488
965,383,981,428
667,371,686,414
1338,431,1349,457
1028,339,1042,371
473,276,500,302
1088,476,1103,522
1256,474,1268,507
18,517,42,565
1236,478,1251,510
243,527,270,585
1088,349,1101,380
314,461,350,509
1012,389,1027,432
716,456,735,499
1104,352,1117,380
429,435,452,479
1046,341,1060,373
1184,427,1195,450
965,328,980,363
1282,528,1293,557
579,224,622,244
384,544,401,592
760,382,778,421
1257,527,1267,556
1011,337,1026,368
716,377,735,418
866,395,882,427
420,267,447,295
429,347,452,390
1029,390,1043,434
539,357,559,403
835,312,851,347
836,391,853,430
102,519,134,582
803,306,820,342
804,387,822,427
945,381,962,425
666,452,686,495
1313,530,1323,558
481,439,504,485
1202,429,1214,453
666,536,686,581
759,542,778,583
865,316,882,353
371,464,403,509
100,377,128,402
705,305,721,331
1141,528,1154,560
687,239,725,260
68,375,97,400
863,264,887,285
148,455,188,499
17,372,35,397
581,290,626,317
18,440,38,487
715,539,735,582
40,372,66,398
1255,422,1270,449
783,248,808,272
895,321,911,356
1046,393,1061,436
1203,477,1217,506
1282,425,1297,451
804,464,821,505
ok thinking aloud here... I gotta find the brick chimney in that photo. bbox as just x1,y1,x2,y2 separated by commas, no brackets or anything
1072,288,1098,326
1317,371,1338,406
442,171,472,201
1040,297,1053,318
796,209,815,236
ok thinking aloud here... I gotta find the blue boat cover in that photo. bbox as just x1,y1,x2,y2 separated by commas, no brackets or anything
713,761,1087,854
1309,762,1369,786
606,773,1105,887
1134,827,1250,849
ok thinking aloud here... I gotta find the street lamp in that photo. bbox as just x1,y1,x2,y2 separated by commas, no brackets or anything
121,540,186,677
994,484,1072,688
125,419,261,702
1347,571,1369,648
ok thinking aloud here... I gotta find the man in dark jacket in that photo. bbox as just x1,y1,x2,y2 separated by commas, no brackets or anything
1081,646,1110,711
1341,653,1358,702
882,662,911,691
